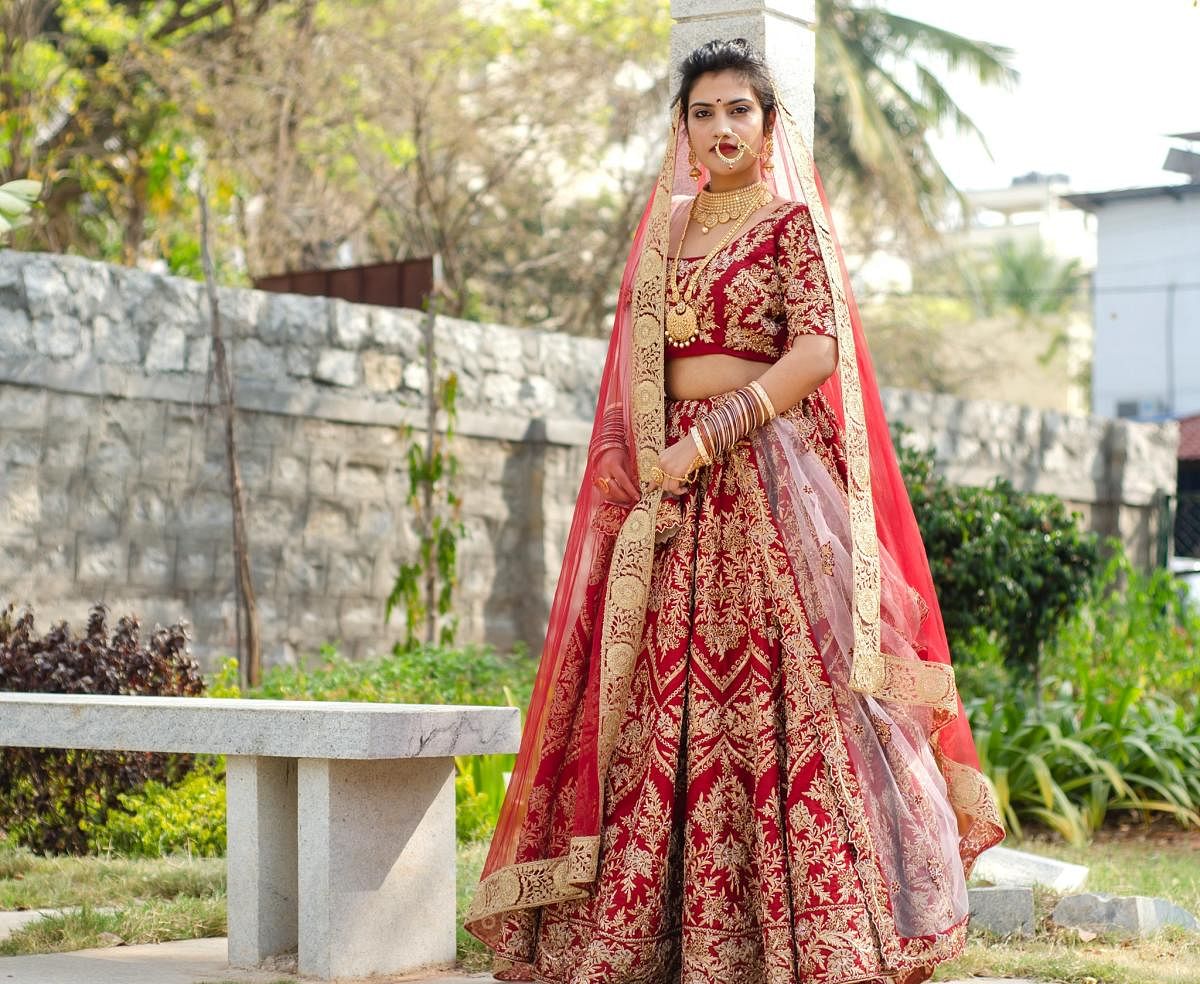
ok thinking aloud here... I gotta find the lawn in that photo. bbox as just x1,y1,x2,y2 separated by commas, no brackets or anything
0,843,224,956
932,832,1200,984
4,831,1199,982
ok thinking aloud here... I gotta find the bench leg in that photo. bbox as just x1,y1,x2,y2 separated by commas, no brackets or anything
296,756,456,979
225,756,299,967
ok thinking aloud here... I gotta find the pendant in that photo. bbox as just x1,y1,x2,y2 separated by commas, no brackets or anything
665,301,698,346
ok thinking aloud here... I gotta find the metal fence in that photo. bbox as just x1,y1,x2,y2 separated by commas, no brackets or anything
1176,491,1200,559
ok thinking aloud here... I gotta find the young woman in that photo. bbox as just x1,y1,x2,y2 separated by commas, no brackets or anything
466,39,1003,984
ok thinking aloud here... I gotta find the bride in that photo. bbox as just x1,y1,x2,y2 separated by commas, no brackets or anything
466,38,1003,984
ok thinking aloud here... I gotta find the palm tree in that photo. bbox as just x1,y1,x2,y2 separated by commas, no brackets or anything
816,1,1017,232
989,239,1084,318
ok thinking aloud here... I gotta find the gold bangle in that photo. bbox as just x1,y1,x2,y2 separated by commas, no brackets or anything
747,379,777,422
690,427,712,465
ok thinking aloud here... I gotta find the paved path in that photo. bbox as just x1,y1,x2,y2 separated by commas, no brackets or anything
0,937,1041,984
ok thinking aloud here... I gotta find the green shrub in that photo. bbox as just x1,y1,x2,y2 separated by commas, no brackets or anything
91,760,226,859
895,433,1100,679
1043,549,1200,710
0,605,204,855
211,640,535,709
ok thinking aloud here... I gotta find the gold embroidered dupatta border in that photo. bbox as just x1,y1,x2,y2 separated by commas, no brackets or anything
773,106,1001,858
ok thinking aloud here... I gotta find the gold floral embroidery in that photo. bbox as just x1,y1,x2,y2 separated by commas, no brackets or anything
594,109,675,832
671,200,831,363
778,204,838,344
820,540,835,576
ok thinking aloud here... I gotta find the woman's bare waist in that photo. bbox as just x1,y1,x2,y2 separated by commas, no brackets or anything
665,353,770,400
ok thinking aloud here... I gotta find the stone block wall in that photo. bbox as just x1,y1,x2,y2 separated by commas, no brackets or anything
0,250,1178,668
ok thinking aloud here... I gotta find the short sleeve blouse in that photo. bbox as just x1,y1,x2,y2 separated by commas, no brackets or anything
666,200,836,364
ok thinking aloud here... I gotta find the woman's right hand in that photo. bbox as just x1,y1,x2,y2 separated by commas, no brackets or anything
593,449,639,505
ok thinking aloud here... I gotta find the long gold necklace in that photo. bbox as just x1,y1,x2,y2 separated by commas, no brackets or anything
692,180,772,234
666,185,770,348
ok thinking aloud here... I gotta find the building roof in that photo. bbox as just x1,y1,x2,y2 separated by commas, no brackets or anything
1181,415,1200,462
1063,182,1200,211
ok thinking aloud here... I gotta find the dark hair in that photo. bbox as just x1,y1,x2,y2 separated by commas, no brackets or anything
672,38,777,127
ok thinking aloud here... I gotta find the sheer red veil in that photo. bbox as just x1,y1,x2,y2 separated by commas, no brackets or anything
466,76,1003,964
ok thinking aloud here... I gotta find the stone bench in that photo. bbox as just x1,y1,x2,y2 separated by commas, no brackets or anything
0,692,520,980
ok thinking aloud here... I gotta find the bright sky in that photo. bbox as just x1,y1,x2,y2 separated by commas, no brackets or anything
881,0,1200,193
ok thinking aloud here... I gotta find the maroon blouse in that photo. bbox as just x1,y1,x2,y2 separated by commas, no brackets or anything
666,200,836,364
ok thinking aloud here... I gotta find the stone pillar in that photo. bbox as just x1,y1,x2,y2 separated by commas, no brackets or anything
226,756,299,967
295,756,457,979
670,0,817,146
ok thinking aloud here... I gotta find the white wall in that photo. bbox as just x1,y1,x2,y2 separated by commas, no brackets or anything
1090,191,1200,419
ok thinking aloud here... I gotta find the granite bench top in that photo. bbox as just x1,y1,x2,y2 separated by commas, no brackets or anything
0,693,520,759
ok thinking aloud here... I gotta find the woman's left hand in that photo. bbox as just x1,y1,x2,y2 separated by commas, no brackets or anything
651,437,701,496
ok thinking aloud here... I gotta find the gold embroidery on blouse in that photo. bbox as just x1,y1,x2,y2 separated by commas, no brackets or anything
671,201,797,358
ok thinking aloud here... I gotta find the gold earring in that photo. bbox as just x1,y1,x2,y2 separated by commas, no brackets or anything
761,132,775,174
688,147,702,182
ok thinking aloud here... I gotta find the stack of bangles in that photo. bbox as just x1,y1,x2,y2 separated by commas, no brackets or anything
590,403,627,496
650,380,777,489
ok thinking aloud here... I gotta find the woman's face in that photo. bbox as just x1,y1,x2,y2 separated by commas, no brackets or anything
685,70,770,185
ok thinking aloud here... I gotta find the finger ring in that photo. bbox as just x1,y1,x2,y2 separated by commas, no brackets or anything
594,475,611,493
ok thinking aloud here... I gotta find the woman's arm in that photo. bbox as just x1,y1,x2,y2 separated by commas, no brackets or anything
652,202,840,492
753,332,837,416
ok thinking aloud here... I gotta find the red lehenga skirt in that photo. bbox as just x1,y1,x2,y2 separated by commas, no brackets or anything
470,393,973,984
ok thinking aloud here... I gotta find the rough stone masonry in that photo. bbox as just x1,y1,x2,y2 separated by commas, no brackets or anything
0,250,1178,668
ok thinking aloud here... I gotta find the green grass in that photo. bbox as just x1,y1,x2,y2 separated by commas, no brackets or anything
1018,833,1200,914
0,897,226,956
458,838,491,971
0,841,226,956
0,843,224,910
933,832,1200,983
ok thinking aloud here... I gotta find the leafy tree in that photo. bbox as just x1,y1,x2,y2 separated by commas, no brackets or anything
0,0,281,266
986,238,1085,318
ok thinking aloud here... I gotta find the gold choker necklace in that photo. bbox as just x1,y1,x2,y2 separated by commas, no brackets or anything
692,181,772,234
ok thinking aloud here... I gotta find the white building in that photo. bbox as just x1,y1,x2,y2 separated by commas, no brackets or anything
963,172,1096,270
1065,136,1200,421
